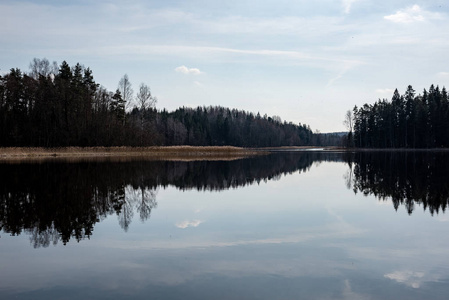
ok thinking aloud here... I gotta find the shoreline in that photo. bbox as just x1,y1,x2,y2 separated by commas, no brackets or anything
2,146,448,161
0,146,266,161
341,147,449,152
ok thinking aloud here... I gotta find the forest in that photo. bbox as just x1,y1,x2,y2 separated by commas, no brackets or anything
0,58,338,147
347,84,449,148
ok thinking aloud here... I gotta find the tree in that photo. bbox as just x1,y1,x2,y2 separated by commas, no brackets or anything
111,89,125,125
1,59,320,148
118,74,133,110
136,83,156,111
404,85,415,147
349,84,449,149
29,58,58,79
135,83,157,145
343,110,353,147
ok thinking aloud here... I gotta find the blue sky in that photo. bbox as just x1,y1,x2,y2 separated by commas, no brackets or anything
1,0,449,132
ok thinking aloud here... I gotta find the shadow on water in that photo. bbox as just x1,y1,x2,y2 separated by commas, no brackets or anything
0,152,341,247
2,150,449,247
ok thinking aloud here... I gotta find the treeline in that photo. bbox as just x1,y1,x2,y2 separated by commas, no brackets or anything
0,58,317,147
0,59,144,146
349,84,449,148
155,107,314,147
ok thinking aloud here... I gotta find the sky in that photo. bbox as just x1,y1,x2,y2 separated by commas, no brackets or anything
1,0,449,132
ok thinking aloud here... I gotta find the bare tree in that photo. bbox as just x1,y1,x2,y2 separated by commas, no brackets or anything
343,110,353,133
136,83,157,110
272,115,282,124
136,188,158,222
118,74,134,109
29,58,58,79
343,110,354,147
135,83,157,144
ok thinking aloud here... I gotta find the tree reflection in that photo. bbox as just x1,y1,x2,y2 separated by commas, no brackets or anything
0,152,341,247
0,162,160,247
3,151,448,247
118,186,158,231
346,151,449,215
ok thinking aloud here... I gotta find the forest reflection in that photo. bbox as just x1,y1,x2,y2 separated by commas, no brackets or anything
0,152,340,247
3,151,449,248
346,151,449,215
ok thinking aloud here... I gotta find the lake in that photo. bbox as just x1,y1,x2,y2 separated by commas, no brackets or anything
1,151,449,299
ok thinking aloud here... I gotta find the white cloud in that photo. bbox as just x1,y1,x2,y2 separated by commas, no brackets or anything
326,59,362,87
175,65,202,75
342,279,371,300
342,0,359,14
198,15,348,37
384,5,441,24
376,88,395,95
437,72,449,78
110,221,363,250
88,45,364,76
384,270,425,288
327,66,351,87
112,45,362,66
176,219,203,229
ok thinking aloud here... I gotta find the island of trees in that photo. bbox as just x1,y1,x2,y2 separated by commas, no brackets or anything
347,84,449,148
0,58,342,148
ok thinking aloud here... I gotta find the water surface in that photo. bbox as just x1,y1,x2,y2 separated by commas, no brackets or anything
1,152,449,299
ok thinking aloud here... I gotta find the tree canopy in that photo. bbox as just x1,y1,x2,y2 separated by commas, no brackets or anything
347,84,449,148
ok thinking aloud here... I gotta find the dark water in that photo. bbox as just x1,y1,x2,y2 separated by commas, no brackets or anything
1,151,449,299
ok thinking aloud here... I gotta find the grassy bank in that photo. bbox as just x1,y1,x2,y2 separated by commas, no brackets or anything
0,146,264,161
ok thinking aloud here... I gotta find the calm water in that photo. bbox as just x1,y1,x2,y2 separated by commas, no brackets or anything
1,151,449,299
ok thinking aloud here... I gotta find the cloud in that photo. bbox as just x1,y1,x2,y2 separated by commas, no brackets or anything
376,88,395,95
342,279,371,300
198,15,348,37
342,0,359,14
94,45,364,74
94,219,364,250
437,215,449,222
437,72,449,78
384,5,441,24
326,61,360,87
327,67,349,87
176,220,203,229
384,270,425,288
159,46,361,66
175,65,202,75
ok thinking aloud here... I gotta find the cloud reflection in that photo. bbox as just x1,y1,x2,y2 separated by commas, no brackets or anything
176,220,204,229
384,271,425,288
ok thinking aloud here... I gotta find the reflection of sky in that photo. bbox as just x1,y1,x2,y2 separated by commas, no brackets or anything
2,161,449,299
175,219,203,229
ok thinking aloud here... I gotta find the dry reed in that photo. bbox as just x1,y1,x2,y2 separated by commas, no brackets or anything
0,146,264,161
